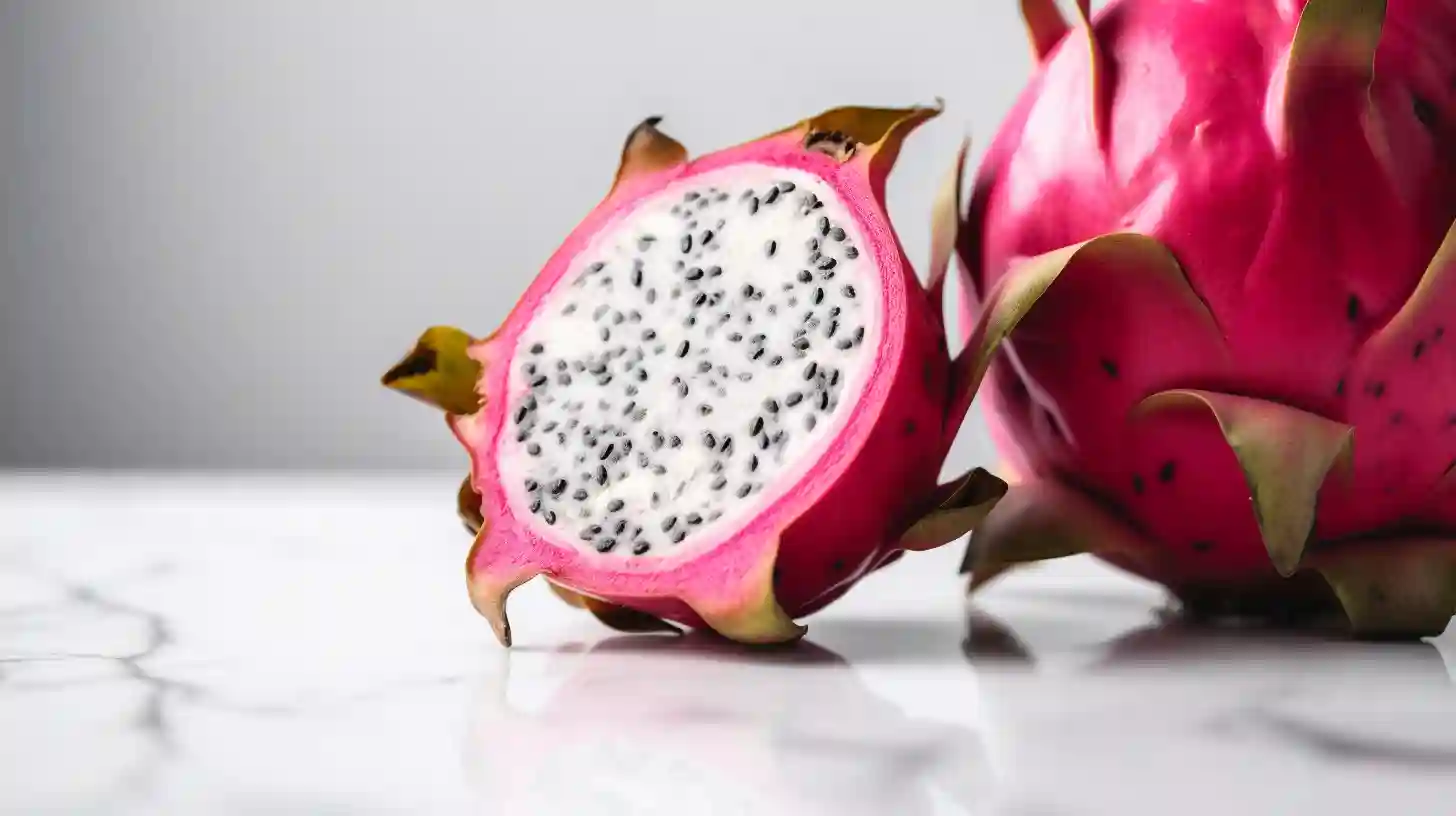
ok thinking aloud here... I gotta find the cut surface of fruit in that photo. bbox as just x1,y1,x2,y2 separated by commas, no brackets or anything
499,165,880,559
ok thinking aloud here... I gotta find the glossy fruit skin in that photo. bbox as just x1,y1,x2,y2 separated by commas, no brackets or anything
959,0,1456,595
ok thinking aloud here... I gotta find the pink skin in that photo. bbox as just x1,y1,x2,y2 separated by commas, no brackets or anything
460,126,952,629
960,0,1456,588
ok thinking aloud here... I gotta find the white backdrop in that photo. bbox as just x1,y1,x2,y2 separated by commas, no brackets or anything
0,0,1043,468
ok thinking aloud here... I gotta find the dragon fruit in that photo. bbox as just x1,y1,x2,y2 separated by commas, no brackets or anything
951,0,1456,637
383,105,1006,646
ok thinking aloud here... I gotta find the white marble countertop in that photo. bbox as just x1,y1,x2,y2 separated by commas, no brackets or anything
3,472,1455,815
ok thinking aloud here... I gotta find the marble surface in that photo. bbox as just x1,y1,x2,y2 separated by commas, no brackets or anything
3,472,1455,816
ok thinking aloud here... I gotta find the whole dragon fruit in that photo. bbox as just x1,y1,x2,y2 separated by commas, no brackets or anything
951,0,1456,636
383,106,1005,647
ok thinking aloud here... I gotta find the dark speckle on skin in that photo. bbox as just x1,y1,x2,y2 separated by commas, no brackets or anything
1391,411,1405,425
903,419,917,436
831,559,846,573
1413,94,1438,130
1100,358,1120,379
1367,381,1387,399
1414,340,1427,360
1158,460,1176,484
1335,378,1345,397
1346,294,1361,322
1132,475,1146,496
1191,540,1214,554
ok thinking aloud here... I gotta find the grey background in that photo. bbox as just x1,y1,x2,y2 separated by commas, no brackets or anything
0,0,1034,470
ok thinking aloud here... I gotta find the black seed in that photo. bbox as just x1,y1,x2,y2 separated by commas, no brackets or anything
751,348,766,361
825,320,839,338
530,375,547,388
652,464,667,475
529,343,544,354
829,369,840,386
680,235,693,253
1132,475,1145,495
765,239,778,258
786,392,804,407
588,261,606,273
697,360,713,373
819,257,838,271
692,293,708,307
563,303,578,315
607,499,625,512
1346,294,1361,321
748,416,765,436
599,327,611,342
813,287,825,305
836,338,853,350
817,216,830,235
596,465,609,485
573,488,589,501
685,191,700,202
578,525,601,541
597,374,613,386
662,516,678,532
525,478,540,492
830,306,841,317
777,181,796,193
728,332,743,343
677,382,689,398
551,479,568,496
841,284,855,298
543,510,557,524
701,229,715,245
699,403,714,416
828,227,846,241
514,406,529,424
805,414,817,431
529,498,542,513
615,519,629,535
702,431,717,449
598,443,614,461
712,476,728,490
748,198,760,215
817,391,829,410
647,288,658,304
736,484,752,498
765,398,779,413
669,434,683,448
594,537,619,553
793,337,811,352
686,267,704,281
557,373,572,386
632,541,651,555
764,187,780,205
809,251,821,264
852,327,865,346
845,247,859,260
527,442,542,456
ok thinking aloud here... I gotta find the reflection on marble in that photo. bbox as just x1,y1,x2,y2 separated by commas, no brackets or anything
2,473,1455,815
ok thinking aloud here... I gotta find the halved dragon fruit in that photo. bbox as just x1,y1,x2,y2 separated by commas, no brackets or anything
384,105,1006,646
951,0,1456,637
